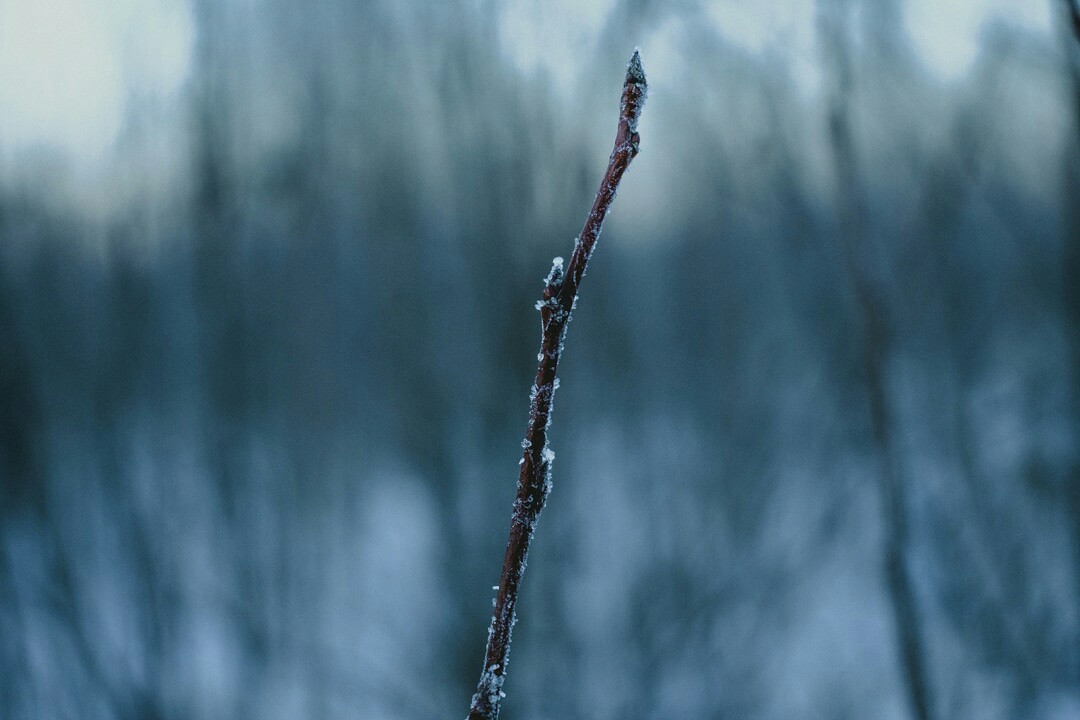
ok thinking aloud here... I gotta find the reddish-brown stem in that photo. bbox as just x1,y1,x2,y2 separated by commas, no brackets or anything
467,50,647,720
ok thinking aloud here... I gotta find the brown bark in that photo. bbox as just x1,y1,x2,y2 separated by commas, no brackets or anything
467,50,647,720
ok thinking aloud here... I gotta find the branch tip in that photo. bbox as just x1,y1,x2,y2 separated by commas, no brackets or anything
626,48,646,88
622,49,647,136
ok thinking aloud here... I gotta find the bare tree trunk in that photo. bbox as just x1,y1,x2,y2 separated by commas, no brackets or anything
816,4,935,719
466,51,647,720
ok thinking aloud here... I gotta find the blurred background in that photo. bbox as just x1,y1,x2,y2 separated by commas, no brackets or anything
1,0,1079,718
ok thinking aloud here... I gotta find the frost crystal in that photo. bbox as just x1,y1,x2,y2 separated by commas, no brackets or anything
470,662,506,715
543,256,565,287
541,447,555,464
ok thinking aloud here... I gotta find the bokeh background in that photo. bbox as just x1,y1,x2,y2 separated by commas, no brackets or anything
2,1,1079,718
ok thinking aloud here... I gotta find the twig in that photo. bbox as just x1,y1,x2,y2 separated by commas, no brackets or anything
467,50,647,720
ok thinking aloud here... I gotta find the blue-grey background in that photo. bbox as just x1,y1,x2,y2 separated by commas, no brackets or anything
1,1,1078,718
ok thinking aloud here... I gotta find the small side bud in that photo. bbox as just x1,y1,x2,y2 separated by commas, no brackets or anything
539,256,567,326
544,256,564,291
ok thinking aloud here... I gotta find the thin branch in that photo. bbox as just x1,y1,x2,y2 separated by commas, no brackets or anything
467,50,647,720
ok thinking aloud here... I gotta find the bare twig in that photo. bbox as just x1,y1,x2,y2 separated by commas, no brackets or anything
467,50,647,720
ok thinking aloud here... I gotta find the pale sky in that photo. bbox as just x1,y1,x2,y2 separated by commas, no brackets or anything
0,0,194,161
0,0,1058,164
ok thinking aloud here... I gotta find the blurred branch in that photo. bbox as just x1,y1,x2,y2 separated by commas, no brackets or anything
1060,0,1080,684
912,121,1045,689
816,3,936,719
467,50,647,720
1066,0,1080,44
1064,0,1080,118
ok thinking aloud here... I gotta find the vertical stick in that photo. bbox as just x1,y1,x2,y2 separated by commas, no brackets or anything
467,50,647,720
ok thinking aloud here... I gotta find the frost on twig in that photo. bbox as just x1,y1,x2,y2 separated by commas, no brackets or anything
466,50,647,720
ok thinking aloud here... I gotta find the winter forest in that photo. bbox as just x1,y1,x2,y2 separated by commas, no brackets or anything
1,0,1079,718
